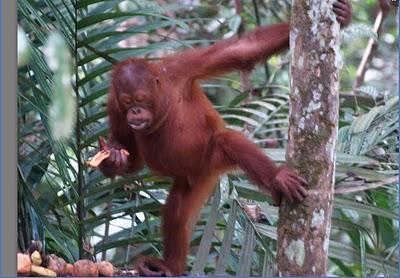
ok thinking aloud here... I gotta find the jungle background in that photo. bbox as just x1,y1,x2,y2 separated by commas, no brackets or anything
17,0,398,276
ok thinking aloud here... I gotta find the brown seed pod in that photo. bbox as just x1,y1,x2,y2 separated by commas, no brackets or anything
86,148,130,168
86,150,110,168
17,253,31,276
65,263,74,276
31,265,57,277
72,259,99,277
27,240,43,255
47,254,68,276
96,261,115,276
30,251,42,266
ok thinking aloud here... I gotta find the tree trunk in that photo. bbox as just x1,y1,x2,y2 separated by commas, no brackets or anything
277,0,341,275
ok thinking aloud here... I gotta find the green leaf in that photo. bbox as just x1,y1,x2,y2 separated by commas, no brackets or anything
215,201,238,275
191,187,221,275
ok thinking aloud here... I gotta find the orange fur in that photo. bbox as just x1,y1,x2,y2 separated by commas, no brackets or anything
99,23,303,276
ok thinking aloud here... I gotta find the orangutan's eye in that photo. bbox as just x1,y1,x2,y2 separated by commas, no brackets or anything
120,94,132,105
134,94,145,103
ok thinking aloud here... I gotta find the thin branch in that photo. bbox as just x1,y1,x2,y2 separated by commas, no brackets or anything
353,0,391,93
124,194,139,267
334,175,398,195
101,187,114,261
234,0,252,92
75,1,85,258
252,0,270,83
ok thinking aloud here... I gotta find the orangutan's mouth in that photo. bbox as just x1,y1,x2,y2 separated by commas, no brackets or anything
128,119,150,130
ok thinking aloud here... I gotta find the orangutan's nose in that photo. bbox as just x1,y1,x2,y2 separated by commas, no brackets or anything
130,107,143,115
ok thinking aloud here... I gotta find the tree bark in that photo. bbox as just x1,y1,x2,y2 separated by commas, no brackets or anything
277,0,341,275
